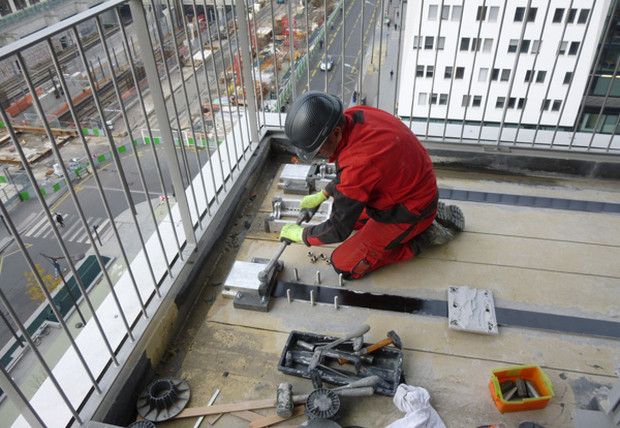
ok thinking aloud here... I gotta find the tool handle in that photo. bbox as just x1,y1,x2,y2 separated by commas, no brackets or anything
361,337,393,355
333,376,381,390
324,324,370,350
335,386,375,397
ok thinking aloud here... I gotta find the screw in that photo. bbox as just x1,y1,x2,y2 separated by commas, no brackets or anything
310,255,318,263
325,259,331,265
307,251,314,257
319,253,326,259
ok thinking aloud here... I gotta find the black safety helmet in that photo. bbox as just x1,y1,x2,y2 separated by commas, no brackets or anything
284,91,343,162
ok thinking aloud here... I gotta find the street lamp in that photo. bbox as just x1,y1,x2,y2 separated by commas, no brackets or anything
40,253,86,326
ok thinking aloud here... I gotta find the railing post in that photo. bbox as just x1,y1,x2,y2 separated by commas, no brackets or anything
128,0,196,247
0,364,45,428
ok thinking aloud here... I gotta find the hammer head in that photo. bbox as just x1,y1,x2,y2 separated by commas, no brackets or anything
387,330,402,349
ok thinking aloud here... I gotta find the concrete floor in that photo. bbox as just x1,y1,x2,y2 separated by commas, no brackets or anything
153,160,620,428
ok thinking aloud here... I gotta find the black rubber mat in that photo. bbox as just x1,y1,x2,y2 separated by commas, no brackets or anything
273,281,620,340
438,188,620,214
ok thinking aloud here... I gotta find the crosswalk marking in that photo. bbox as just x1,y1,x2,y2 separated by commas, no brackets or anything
23,213,115,244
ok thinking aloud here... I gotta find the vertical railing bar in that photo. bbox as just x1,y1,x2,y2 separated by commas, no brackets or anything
305,0,311,94
324,0,328,92
114,9,178,277
198,0,234,185
160,1,211,218
424,0,445,137
128,0,197,248
473,1,508,143
605,113,620,152
495,0,531,147
442,0,465,138
0,285,81,424
408,0,424,128
287,0,296,101
212,0,241,170
72,27,149,317
358,0,365,102
149,0,203,221
514,5,550,145
270,1,284,125
249,1,267,126
10,51,135,342
0,361,46,428
570,0,616,149
586,52,620,149
94,16,162,294
392,0,405,116
0,123,100,396
376,0,385,108
233,0,260,143
127,34,183,265
45,39,122,361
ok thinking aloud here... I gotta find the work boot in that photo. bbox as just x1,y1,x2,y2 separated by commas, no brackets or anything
436,201,465,232
409,220,454,255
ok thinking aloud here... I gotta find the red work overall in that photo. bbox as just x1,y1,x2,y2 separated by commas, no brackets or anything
302,106,438,279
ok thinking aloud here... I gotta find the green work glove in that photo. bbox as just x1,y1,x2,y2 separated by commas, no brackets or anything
280,223,304,243
300,190,328,210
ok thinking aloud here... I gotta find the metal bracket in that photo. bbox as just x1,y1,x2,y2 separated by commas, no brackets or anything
265,197,332,233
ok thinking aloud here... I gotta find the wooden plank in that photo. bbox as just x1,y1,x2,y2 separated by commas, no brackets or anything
231,410,263,422
249,405,305,428
174,398,276,418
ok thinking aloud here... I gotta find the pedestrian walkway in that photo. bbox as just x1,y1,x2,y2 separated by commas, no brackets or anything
21,213,114,244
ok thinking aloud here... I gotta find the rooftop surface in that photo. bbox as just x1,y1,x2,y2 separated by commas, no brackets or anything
150,155,620,428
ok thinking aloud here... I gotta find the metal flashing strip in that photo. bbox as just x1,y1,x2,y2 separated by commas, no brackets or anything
438,188,620,214
273,282,620,340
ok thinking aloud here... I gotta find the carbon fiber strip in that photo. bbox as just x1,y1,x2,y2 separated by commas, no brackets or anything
273,281,620,340
438,188,620,214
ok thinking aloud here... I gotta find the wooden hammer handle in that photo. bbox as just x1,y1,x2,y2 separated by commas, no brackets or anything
361,337,393,354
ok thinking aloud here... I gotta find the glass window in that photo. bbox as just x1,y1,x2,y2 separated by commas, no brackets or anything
460,38,470,51
527,7,537,22
520,40,530,53
471,38,481,51
472,96,482,107
542,99,550,110
531,40,540,54
462,95,470,107
567,8,577,23
559,41,568,55
442,5,450,20
563,72,573,85
552,100,561,111
578,9,590,24
417,65,425,77
569,41,580,55
455,67,465,79
478,68,488,81
430,93,438,104
444,66,453,79
491,68,500,81
439,94,448,105
525,70,533,82
418,93,427,105
483,39,493,52
514,7,525,22
496,97,505,108
451,5,462,21
476,6,487,21
553,8,564,23
489,7,499,22
508,97,516,108
536,70,546,83
429,5,438,20
508,39,518,53
426,66,434,78
425,36,434,50
413,36,421,49
438,37,445,50
518,98,525,109
501,69,510,81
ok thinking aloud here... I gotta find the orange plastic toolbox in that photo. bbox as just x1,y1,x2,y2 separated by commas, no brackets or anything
489,365,554,413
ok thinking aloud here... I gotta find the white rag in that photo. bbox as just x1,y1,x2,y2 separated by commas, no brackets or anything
385,384,447,428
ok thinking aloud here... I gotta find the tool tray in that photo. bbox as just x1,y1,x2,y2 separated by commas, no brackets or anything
277,330,404,396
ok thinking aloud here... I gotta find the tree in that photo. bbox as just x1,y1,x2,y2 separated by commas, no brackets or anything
24,264,61,304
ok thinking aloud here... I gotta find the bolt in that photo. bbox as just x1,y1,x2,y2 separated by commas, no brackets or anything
325,259,331,265
307,251,314,257
287,289,292,303
310,255,318,263
316,271,321,284
319,253,326,259
334,296,339,310
338,273,344,287
293,267,299,281
310,290,315,306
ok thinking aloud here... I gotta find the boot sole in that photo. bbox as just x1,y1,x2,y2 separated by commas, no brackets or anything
436,202,465,232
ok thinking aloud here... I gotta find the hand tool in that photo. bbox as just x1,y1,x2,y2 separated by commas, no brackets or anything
338,330,402,364
276,383,294,418
257,208,314,284
307,325,370,373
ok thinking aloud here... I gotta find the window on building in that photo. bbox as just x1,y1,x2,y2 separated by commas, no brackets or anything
563,72,573,85
567,8,577,23
542,99,550,110
520,40,530,53
531,40,541,54
569,41,580,55
491,68,500,81
501,69,510,81
455,67,465,79
536,70,547,83
527,7,537,22
489,6,499,22
416,65,424,77
429,5,438,20
508,97,516,108
442,5,450,20
514,7,525,22
476,6,487,21
439,94,448,105
430,93,438,104
462,95,470,107
471,38,481,51
483,39,493,52
445,66,453,79
552,100,562,111
460,38,470,51
496,97,505,108
553,8,564,23
518,98,526,109
472,96,482,107
426,66,434,78
452,5,462,21
438,37,446,50
525,70,533,82
418,93,427,105
508,39,518,53
479,68,488,81
578,9,590,24
413,36,421,49
425,36,434,50
559,41,568,55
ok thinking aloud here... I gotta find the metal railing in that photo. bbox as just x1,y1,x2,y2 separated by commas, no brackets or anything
0,0,618,426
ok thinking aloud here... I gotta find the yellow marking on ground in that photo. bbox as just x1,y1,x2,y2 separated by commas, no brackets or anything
0,243,33,275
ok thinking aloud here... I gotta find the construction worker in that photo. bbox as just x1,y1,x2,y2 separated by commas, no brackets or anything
280,91,464,279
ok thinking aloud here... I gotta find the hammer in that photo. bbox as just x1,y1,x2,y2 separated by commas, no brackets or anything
338,330,402,364
307,324,371,372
